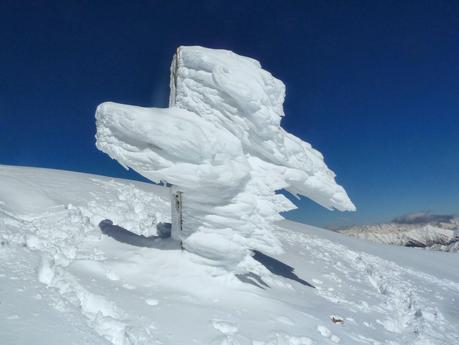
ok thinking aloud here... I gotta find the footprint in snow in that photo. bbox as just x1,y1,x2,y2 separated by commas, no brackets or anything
276,315,295,326
122,283,135,290
106,270,120,281
317,325,340,343
6,314,20,320
210,319,251,345
145,299,159,306
312,278,323,285
211,319,238,335
317,325,331,337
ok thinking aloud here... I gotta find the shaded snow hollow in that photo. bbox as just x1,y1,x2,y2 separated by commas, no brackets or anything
95,46,355,264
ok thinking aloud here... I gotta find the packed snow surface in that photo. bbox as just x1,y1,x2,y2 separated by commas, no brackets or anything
96,46,355,264
1,165,458,345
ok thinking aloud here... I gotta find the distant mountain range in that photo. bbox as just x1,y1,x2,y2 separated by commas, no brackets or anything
337,218,459,252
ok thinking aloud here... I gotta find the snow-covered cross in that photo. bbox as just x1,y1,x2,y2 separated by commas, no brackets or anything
95,46,355,264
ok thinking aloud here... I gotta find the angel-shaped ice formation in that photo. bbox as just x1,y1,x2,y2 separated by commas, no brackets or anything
96,46,355,265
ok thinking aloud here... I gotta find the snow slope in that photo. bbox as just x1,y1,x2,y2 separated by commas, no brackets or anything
96,46,355,266
339,223,459,252
1,165,458,345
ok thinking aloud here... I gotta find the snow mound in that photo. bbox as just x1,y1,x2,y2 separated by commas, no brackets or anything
96,46,355,264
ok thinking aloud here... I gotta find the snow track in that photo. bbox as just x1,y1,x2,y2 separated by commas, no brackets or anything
0,178,168,345
0,245,112,345
1,208,136,344
278,225,459,345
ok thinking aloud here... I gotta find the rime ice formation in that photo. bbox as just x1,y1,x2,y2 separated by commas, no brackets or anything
96,46,355,263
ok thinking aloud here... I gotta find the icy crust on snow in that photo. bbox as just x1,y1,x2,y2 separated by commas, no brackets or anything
96,46,355,263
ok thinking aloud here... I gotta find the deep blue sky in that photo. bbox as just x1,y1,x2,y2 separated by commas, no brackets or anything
1,1,458,227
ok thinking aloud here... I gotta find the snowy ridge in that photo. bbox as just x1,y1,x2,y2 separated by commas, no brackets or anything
1,165,458,345
96,46,355,265
339,222,459,252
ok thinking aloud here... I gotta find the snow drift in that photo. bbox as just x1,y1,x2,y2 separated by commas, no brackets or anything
96,46,355,263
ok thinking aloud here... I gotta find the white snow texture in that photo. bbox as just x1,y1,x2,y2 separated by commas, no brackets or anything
1,165,458,345
96,46,355,263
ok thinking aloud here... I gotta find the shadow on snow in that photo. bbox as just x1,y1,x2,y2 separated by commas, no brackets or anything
99,219,176,250
251,250,315,288
99,219,314,289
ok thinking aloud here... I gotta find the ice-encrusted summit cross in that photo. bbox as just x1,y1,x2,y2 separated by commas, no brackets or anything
95,46,355,264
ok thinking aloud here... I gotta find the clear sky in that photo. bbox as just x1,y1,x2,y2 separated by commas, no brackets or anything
1,1,458,227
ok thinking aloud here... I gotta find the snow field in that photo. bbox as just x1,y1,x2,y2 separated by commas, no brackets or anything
1,166,458,344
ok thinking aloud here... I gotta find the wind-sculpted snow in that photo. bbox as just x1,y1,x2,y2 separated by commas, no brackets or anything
170,47,354,210
96,46,355,263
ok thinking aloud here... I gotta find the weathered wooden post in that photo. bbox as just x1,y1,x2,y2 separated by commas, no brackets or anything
170,186,183,241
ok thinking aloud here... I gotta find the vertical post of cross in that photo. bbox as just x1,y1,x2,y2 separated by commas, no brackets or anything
170,186,183,242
